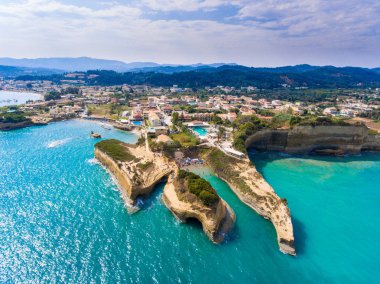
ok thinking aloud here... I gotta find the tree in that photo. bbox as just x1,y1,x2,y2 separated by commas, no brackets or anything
217,126,226,141
172,112,179,125
44,90,61,101
212,115,223,125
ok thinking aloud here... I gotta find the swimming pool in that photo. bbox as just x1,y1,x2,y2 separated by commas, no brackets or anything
192,126,208,137
131,121,143,126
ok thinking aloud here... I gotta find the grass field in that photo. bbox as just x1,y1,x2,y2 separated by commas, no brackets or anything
170,132,198,147
87,104,132,119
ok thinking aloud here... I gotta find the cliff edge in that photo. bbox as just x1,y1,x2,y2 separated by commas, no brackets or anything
202,148,295,255
162,169,235,243
245,125,380,154
94,139,175,204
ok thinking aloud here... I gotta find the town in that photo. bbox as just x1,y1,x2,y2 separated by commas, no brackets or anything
1,74,380,159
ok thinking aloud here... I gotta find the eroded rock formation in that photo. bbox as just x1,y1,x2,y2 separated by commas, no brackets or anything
202,148,295,255
95,140,175,204
162,170,235,243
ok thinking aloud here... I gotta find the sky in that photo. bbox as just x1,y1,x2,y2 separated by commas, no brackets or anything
0,0,379,67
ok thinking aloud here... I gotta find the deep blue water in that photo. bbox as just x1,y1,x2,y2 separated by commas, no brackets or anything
1,120,379,283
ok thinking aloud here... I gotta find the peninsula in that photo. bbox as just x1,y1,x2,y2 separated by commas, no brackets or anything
94,139,236,243
94,139,175,202
201,148,295,254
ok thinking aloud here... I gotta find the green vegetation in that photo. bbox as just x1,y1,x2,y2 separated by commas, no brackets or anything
256,109,275,117
297,116,350,126
44,90,61,101
137,136,146,146
87,103,131,119
202,148,253,196
230,113,350,152
17,66,380,89
0,109,30,123
368,129,379,135
170,129,199,147
178,170,219,206
148,137,180,152
270,113,293,128
172,112,179,125
137,161,153,170
95,139,136,162
232,115,267,153
360,109,380,121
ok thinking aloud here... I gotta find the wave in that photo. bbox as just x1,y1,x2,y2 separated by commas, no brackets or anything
86,158,99,165
47,138,71,148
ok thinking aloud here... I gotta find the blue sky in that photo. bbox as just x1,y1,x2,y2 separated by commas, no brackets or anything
0,0,379,67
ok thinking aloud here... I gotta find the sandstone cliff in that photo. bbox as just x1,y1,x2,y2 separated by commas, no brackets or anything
95,140,175,204
202,148,295,255
245,125,380,154
162,170,235,243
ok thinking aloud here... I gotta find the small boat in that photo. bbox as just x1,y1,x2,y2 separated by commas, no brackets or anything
101,123,112,130
90,131,102,138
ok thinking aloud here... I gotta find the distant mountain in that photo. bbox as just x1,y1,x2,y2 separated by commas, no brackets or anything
16,64,380,89
255,64,320,74
0,57,134,72
0,65,63,77
129,63,237,73
372,68,380,75
0,57,236,73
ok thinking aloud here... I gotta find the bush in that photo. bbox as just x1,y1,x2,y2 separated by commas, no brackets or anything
137,161,153,170
44,90,61,101
298,116,350,126
177,170,219,206
0,112,29,123
232,115,267,153
270,113,292,128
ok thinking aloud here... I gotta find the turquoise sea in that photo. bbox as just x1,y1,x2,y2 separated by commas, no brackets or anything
1,120,380,283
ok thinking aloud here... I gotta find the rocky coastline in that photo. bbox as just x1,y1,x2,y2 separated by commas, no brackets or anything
94,140,175,203
201,148,296,255
162,170,235,243
0,120,47,131
245,125,380,154
95,139,235,243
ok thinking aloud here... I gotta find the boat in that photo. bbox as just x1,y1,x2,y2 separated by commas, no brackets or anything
100,123,112,130
90,131,102,138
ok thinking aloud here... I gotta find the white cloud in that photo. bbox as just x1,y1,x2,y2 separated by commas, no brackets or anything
139,0,235,12
0,0,379,67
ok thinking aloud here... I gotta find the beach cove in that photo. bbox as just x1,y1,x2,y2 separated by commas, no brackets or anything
1,120,380,283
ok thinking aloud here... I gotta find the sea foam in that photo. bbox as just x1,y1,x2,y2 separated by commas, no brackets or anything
47,138,71,148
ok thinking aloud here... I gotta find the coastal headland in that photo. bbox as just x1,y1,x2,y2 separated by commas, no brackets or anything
94,139,236,243
94,139,175,203
201,147,295,255
94,135,295,253
162,169,235,243
245,125,380,155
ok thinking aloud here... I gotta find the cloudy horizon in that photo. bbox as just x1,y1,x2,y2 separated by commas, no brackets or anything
0,0,379,68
